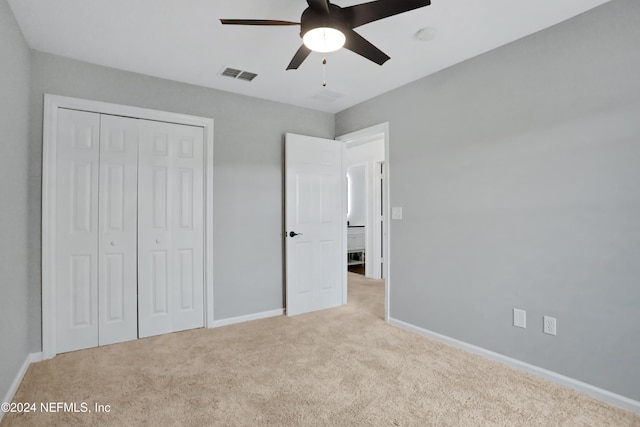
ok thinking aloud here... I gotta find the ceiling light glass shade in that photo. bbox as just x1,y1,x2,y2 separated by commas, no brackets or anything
303,27,346,53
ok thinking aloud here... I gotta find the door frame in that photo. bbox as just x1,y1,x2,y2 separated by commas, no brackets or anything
42,94,214,359
336,123,390,322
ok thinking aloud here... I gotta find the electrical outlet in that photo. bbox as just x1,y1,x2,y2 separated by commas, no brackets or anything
513,308,526,328
391,207,403,220
543,316,557,336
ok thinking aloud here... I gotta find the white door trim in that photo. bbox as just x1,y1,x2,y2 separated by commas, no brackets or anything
336,123,390,322
42,94,214,359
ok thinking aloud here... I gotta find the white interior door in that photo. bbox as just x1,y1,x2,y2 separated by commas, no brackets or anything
98,115,138,346
138,119,204,338
285,133,345,316
56,109,100,353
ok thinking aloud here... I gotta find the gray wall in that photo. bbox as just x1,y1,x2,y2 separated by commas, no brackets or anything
28,52,334,330
0,0,32,399
336,0,640,401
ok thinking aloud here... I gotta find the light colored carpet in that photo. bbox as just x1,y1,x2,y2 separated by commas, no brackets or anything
3,273,639,426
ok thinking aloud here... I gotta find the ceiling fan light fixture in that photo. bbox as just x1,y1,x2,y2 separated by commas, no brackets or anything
303,27,345,53
221,0,433,69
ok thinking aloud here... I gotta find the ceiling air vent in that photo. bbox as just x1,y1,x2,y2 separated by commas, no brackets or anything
221,67,242,78
220,67,258,82
237,71,258,82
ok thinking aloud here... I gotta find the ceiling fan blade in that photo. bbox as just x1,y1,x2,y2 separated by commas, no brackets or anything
220,19,299,26
343,29,390,66
344,0,431,28
287,45,312,70
306,0,330,15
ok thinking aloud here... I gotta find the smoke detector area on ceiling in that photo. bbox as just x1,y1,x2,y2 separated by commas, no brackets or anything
413,27,437,42
219,67,258,82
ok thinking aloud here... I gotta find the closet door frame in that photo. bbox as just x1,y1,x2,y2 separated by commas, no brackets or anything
42,94,214,359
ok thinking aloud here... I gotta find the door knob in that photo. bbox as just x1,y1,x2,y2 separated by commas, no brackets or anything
155,239,160,244
289,231,303,237
110,241,115,246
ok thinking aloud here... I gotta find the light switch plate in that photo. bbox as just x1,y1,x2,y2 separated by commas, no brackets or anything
513,308,526,328
391,207,403,220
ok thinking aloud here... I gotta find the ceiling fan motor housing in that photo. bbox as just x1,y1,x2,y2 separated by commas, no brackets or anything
300,4,349,38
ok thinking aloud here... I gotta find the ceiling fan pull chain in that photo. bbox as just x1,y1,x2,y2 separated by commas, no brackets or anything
322,58,327,87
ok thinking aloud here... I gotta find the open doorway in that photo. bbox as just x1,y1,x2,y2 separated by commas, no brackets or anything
346,162,366,275
337,123,390,321
346,143,384,279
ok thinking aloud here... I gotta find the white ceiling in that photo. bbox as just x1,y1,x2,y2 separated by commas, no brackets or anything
8,0,610,113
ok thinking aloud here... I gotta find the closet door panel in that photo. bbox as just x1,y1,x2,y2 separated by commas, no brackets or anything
138,121,175,337
56,109,100,353
98,115,139,346
172,126,204,332
138,120,204,338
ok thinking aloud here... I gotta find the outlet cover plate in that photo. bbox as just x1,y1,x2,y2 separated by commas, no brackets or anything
391,207,403,220
543,316,557,336
513,308,526,328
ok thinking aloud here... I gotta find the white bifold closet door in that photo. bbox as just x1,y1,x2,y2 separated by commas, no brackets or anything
55,109,204,353
137,120,205,338
98,115,139,345
56,110,138,353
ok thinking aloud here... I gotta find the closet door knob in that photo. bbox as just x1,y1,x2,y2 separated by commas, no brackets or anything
110,241,115,246
155,239,160,244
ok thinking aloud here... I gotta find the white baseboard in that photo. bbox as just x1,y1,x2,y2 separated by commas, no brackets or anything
389,317,640,414
1,352,43,421
211,308,284,328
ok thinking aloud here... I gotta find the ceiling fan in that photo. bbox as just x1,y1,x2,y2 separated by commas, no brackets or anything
220,0,431,70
